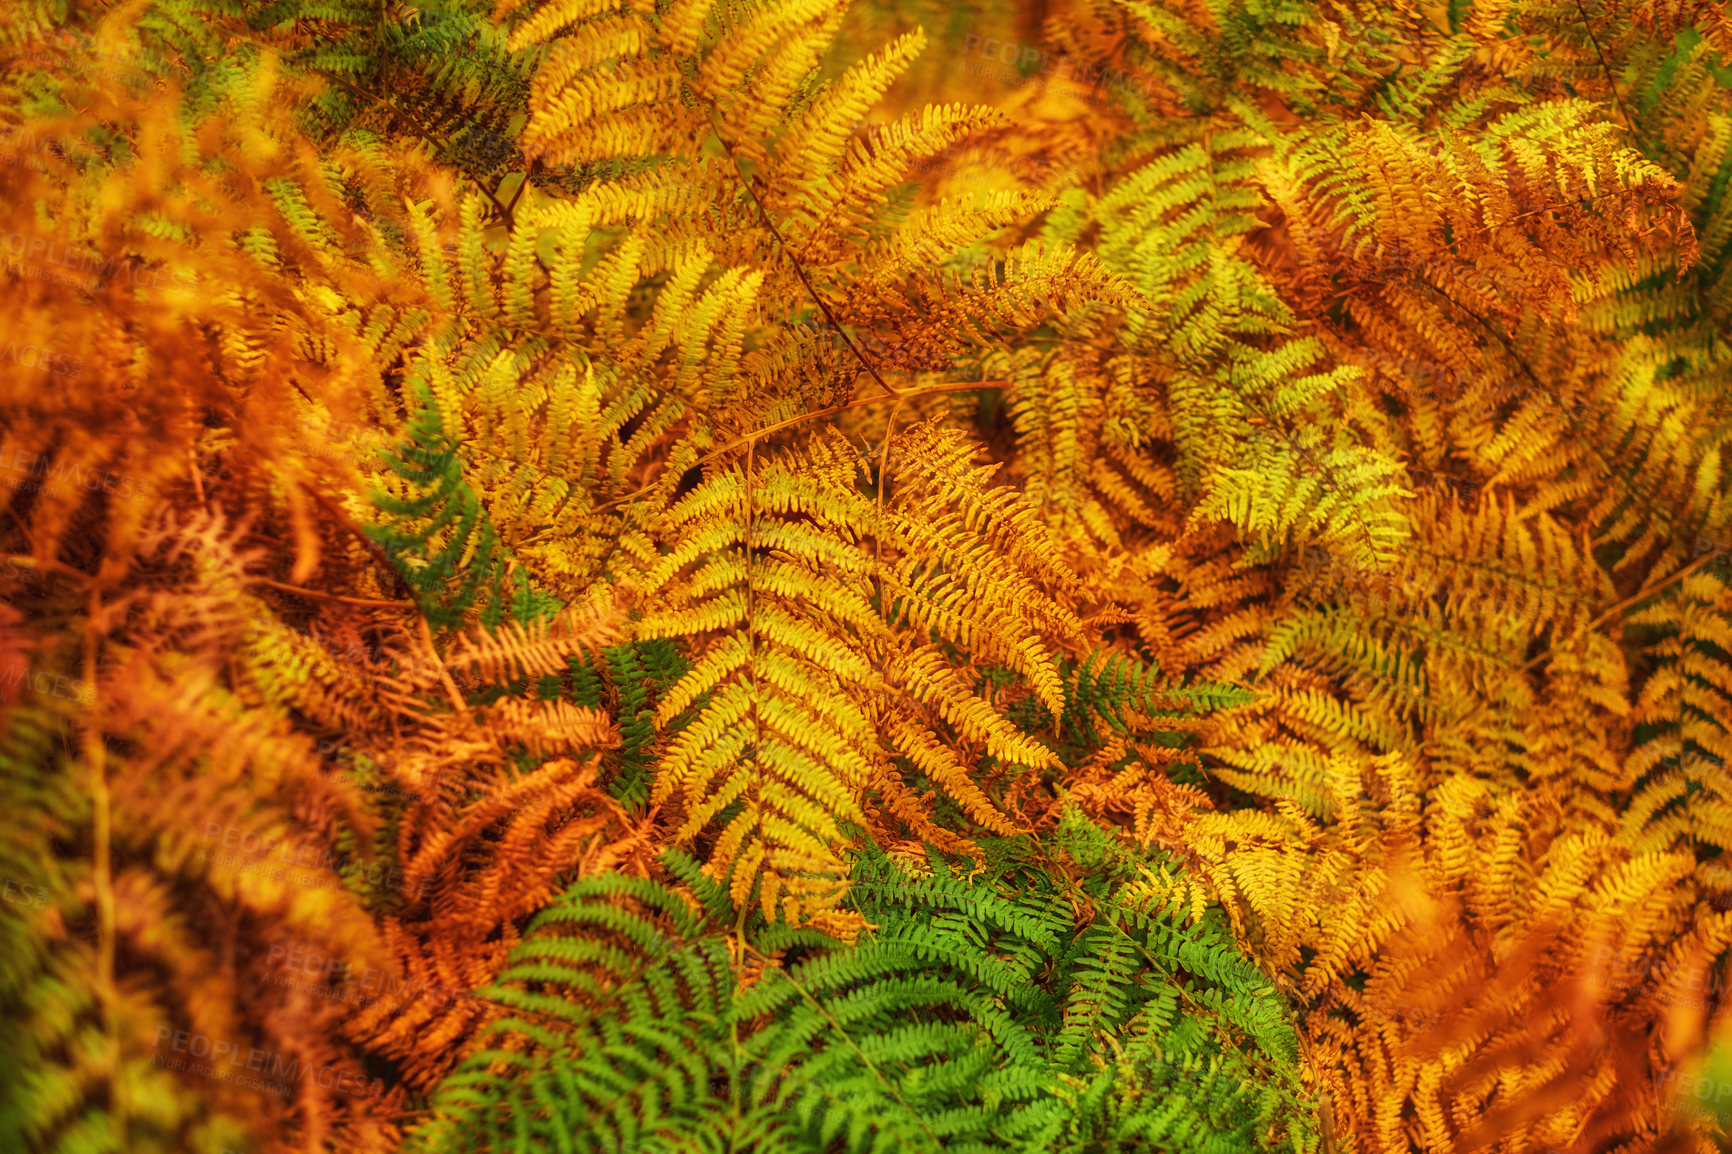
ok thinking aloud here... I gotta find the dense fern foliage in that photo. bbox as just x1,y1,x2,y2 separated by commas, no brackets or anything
414,825,1313,1153
5,0,1732,1149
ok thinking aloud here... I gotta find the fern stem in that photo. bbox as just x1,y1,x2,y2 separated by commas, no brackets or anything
697,100,902,399
419,611,471,713
3,555,94,583
873,396,905,618
186,445,205,505
253,577,415,608
301,56,550,273
1571,0,1638,137
1434,546,1731,740
584,380,1009,517
300,481,416,599
82,585,125,1148
739,938,945,1151
1535,544,1731,668
737,437,760,943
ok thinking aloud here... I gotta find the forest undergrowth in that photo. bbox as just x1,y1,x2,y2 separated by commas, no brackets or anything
4,0,1732,1149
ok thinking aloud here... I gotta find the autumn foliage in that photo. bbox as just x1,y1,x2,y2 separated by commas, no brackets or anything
4,0,1732,1149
